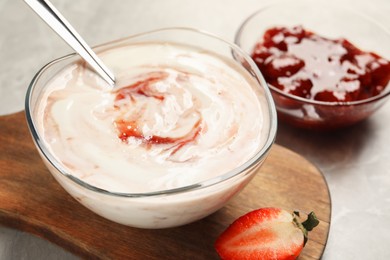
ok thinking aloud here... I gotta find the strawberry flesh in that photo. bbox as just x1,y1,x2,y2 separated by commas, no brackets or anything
215,208,318,260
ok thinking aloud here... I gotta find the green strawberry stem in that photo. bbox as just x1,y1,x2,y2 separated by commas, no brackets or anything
302,212,319,231
293,211,319,246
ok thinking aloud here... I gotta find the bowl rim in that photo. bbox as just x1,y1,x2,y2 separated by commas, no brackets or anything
234,0,390,107
25,27,278,198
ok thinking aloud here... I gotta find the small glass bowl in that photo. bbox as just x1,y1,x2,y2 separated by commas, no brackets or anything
25,28,277,228
235,0,390,130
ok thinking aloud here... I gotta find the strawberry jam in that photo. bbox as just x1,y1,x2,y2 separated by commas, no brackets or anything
251,26,390,103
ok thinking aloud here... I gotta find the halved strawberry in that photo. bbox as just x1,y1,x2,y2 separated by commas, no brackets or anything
214,207,319,260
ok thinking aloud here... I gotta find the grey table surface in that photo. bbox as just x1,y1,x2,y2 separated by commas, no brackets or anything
1,0,390,259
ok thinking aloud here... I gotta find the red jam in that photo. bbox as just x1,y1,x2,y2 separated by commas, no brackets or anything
114,73,167,103
251,26,390,103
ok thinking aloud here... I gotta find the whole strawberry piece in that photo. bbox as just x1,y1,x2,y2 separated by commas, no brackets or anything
214,207,319,260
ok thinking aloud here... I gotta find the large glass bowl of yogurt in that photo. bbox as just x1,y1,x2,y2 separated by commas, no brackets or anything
25,28,277,228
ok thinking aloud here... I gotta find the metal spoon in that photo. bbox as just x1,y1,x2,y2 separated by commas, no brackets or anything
24,0,116,86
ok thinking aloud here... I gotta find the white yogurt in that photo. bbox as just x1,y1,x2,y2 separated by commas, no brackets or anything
36,42,266,194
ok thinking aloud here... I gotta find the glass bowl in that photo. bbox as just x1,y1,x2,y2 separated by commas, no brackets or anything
235,0,390,130
25,28,277,228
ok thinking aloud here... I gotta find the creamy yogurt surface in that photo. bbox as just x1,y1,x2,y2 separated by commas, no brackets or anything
36,42,267,193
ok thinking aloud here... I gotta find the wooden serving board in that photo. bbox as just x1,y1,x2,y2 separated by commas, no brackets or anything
0,111,331,259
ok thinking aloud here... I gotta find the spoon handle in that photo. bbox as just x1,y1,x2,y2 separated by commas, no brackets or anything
24,0,116,86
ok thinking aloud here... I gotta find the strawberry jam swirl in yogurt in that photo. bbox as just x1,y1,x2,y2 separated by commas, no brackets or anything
36,43,267,193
